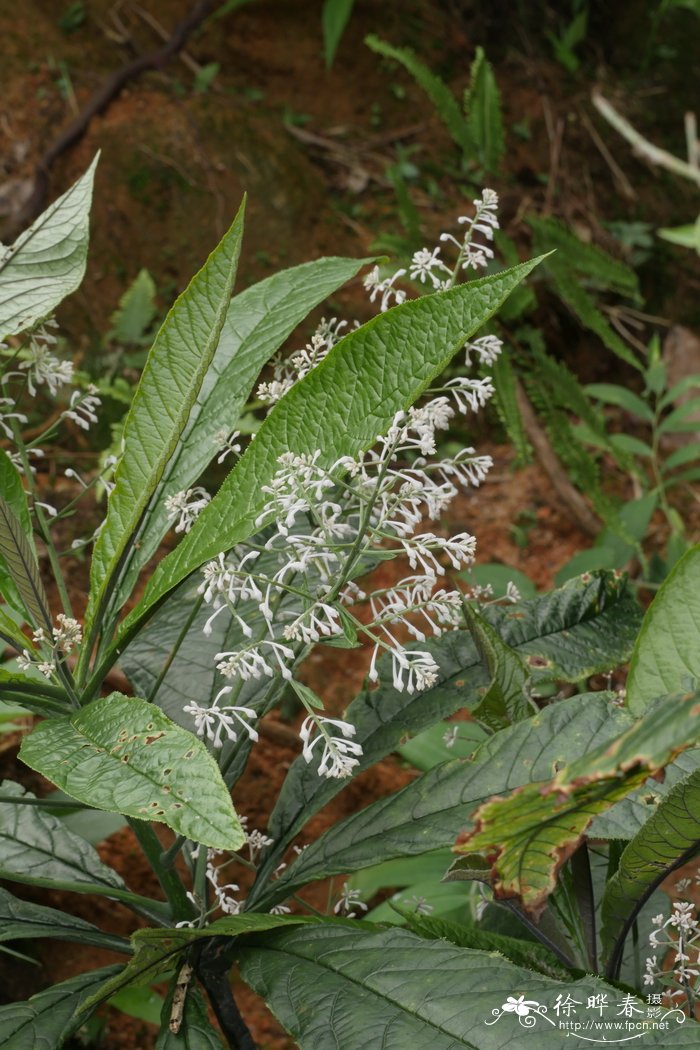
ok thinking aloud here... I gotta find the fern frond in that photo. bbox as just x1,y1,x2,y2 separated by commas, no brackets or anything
464,47,504,175
527,215,639,299
542,253,641,369
491,351,532,465
365,35,474,160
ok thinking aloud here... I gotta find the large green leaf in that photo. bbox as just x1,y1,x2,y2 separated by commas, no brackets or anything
83,200,246,663
0,496,51,631
250,692,630,909
256,572,640,884
0,780,128,897
0,965,122,1050
107,257,544,680
0,886,128,953
626,544,700,714
0,155,98,338
238,924,699,1048
110,256,372,619
456,692,700,918
19,693,245,851
82,913,315,1005
155,983,224,1049
601,769,700,977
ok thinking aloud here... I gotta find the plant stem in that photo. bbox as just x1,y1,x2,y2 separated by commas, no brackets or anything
199,962,257,1050
127,817,194,923
146,595,204,703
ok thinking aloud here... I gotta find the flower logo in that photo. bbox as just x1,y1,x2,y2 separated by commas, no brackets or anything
501,996,541,1017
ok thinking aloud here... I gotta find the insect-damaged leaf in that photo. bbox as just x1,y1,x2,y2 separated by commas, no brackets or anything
19,694,245,851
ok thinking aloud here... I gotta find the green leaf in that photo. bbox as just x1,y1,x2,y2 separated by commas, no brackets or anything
527,215,639,298
84,913,315,1006
0,669,68,716
464,47,504,173
0,496,51,631
609,433,653,457
662,441,700,472
659,396,700,434
462,601,533,730
349,849,455,896
541,253,641,369
0,155,98,338
658,215,700,254
0,455,33,620
19,693,245,851
156,983,224,1049
489,351,532,463
455,691,700,917
238,924,699,1049
322,0,355,67
109,268,157,344
365,35,474,160
0,886,128,952
397,720,487,771
255,572,640,885
626,544,700,714
111,257,544,670
0,780,129,898
251,692,632,910
0,965,122,1050
584,382,654,422
108,256,372,622
110,985,164,1025
83,200,246,661
402,911,569,979
659,374,700,410
0,604,30,651
601,768,700,977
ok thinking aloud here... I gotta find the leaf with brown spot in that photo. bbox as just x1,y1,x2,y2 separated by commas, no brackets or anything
454,691,700,918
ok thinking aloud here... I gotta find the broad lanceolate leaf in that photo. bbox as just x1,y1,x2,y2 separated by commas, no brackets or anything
455,692,700,918
19,693,245,851
601,768,700,977
0,965,122,1050
0,155,98,338
82,914,315,1006
322,0,355,67
0,496,51,631
238,924,699,1049
109,258,544,679
255,572,640,885
0,781,126,894
110,256,373,620
250,692,630,909
626,544,700,715
0,886,128,953
83,201,246,662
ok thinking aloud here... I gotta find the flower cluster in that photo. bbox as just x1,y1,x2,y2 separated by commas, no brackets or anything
257,318,349,407
644,886,700,1013
164,487,211,533
17,614,82,680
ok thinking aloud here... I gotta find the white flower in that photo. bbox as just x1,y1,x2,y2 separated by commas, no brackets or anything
389,648,440,693
444,376,495,414
63,385,101,430
334,883,368,918
164,487,210,533
17,325,73,396
299,715,363,779
409,246,450,288
216,640,294,682
183,689,259,749
362,265,407,311
215,429,242,464
53,614,82,653
283,601,342,643
403,894,433,915
464,334,503,367
0,397,28,439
